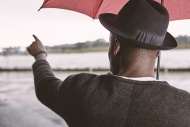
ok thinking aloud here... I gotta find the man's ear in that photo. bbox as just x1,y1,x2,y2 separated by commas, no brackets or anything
114,40,120,56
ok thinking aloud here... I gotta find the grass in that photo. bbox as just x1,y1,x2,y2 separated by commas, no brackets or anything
47,47,109,54
177,43,190,49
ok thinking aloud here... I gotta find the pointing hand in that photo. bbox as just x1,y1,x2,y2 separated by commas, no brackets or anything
27,35,47,60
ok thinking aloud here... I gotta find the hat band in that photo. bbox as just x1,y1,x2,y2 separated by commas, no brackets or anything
125,28,165,46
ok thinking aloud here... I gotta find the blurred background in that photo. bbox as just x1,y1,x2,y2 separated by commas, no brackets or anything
0,0,190,127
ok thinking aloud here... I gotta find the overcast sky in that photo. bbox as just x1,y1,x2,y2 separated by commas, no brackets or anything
1,0,190,48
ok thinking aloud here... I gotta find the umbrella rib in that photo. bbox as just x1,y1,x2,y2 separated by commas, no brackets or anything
38,0,49,11
94,0,104,19
161,0,164,5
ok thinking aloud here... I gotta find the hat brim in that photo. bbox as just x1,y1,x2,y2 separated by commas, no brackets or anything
99,13,178,50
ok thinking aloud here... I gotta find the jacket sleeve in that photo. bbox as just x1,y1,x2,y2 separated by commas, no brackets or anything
32,59,62,115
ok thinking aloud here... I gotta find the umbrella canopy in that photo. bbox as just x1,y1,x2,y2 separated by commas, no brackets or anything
40,0,190,20
39,0,127,19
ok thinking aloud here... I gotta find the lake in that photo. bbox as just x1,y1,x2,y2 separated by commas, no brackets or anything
0,49,190,69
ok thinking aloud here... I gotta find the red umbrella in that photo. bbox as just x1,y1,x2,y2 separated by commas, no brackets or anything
40,0,190,20
39,0,190,79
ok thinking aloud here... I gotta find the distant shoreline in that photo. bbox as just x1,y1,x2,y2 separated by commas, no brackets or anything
177,44,190,49
0,68,189,72
0,44,190,56
0,43,190,56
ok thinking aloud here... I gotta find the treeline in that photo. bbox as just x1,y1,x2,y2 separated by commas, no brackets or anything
46,35,190,53
175,35,190,48
46,39,109,53
1,35,190,55
175,35,190,44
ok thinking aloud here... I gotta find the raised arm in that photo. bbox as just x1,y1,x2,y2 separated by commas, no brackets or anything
27,35,62,115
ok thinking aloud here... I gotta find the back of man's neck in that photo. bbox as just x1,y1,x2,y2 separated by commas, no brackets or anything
117,65,155,78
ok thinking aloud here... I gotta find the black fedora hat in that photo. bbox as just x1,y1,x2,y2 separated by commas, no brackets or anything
99,0,177,50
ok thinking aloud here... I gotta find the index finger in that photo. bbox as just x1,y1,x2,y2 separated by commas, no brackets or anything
33,35,39,41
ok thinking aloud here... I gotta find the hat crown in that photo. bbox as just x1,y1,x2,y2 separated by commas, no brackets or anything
114,0,169,36
99,0,177,50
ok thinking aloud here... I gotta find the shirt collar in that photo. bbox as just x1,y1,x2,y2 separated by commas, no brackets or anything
118,76,157,81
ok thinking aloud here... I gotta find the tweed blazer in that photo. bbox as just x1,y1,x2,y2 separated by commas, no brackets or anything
32,60,190,127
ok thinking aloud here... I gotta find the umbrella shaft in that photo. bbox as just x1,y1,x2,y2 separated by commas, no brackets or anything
156,55,160,80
